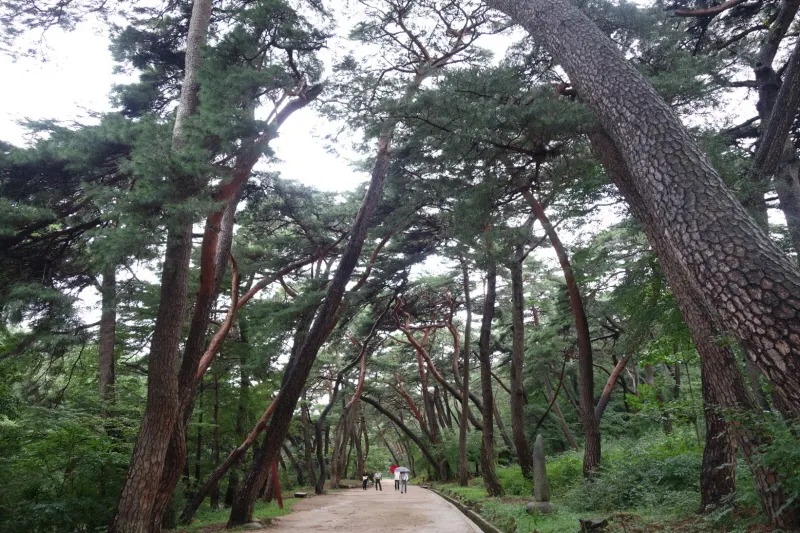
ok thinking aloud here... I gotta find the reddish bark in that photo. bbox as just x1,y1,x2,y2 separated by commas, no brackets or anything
594,355,632,420
522,188,599,477
109,1,213,526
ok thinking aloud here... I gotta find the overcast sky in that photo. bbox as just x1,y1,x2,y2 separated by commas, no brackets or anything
0,17,373,193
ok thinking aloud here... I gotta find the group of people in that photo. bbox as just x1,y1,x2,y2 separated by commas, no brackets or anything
361,467,409,493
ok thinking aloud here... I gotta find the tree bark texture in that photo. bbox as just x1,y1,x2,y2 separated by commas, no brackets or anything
489,0,800,415
478,264,503,496
509,258,534,478
110,1,213,530
589,131,795,527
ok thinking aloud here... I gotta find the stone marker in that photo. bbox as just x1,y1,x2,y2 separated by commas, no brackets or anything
243,522,263,529
294,492,307,498
526,434,552,515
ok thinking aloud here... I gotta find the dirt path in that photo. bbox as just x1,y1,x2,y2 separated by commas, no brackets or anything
261,485,483,533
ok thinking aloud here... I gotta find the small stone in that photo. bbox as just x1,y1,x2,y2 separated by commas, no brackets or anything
579,518,608,533
525,501,552,515
243,522,263,529
294,492,307,498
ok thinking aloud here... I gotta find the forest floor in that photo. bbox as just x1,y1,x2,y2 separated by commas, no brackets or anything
180,485,485,533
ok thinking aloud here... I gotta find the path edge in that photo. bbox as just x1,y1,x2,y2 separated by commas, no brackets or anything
423,487,504,533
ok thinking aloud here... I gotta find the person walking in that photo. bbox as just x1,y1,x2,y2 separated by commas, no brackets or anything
394,468,400,491
400,470,409,494
374,471,382,491
362,472,369,490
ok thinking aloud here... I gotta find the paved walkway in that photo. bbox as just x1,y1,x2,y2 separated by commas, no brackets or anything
263,485,483,533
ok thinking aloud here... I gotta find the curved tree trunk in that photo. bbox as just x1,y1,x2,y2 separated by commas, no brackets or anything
360,396,439,468
109,4,213,531
488,0,800,416
226,116,399,526
478,264,503,496
522,189,599,477
509,258,534,478
589,131,795,528
179,394,280,524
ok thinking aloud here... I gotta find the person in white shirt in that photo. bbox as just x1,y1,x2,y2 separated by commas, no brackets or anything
362,472,369,490
374,471,382,491
400,470,409,494
394,469,400,490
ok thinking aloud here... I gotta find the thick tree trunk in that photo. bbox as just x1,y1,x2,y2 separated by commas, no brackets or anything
210,376,221,510
700,366,737,512
458,262,472,487
110,2,213,531
353,426,364,480
227,113,399,526
478,265,503,496
314,422,327,494
522,189,599,477
590,131,796,527
98,265,116,406
490,0,800,415
195,383,204,486
509,258,534,478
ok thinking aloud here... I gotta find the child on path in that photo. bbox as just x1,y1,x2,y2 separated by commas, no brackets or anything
374,471,382,491
362,472,369,490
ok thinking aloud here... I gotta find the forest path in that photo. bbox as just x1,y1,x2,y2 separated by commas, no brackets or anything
261,485,483,533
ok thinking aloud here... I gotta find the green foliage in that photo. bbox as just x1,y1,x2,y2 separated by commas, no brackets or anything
496,467,534,496
0,405,135,533
545,452,583,497
179,499,297,532
563,430,702,514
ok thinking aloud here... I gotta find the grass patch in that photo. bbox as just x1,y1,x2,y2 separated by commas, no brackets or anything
175,498,298,532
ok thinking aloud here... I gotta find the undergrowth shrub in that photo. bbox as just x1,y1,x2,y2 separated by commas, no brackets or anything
546,452,582,496
562,429,702,514
496,467,533,496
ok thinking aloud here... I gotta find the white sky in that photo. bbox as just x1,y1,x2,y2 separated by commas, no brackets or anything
0,19,370,192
